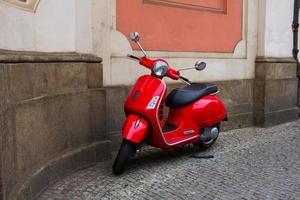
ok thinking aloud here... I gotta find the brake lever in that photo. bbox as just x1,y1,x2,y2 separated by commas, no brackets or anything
179,76,191,85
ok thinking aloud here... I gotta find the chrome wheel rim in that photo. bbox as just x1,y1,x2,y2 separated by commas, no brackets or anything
200,127,219,145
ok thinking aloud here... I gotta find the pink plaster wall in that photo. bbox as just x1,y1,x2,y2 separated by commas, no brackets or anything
117,0,243,53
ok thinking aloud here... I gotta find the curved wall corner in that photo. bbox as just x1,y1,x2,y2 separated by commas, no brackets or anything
0,50,111,200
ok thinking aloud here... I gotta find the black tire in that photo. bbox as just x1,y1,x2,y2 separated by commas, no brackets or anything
112,140,137,175
196,125,220,150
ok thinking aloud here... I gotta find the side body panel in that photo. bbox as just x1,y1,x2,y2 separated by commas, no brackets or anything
192,95,227,126
165,95,227,143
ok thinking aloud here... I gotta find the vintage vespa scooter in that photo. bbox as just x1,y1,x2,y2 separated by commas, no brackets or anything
113,32,227,175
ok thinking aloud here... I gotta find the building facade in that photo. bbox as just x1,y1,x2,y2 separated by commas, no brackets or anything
0,0,299,199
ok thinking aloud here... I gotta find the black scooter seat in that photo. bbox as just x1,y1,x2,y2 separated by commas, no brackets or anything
165,83,218,108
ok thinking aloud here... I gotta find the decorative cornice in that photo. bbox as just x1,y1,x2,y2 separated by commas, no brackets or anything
0,0,40,12
0,50,102,63
256,57,296,64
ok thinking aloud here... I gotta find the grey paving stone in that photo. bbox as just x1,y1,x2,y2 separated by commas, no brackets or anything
38,120,300,200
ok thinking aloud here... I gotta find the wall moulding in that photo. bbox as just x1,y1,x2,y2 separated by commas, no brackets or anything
0,0,40,12
117,0,243,53
143,0,227,14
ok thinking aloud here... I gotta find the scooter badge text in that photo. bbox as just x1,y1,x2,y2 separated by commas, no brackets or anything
147,96,160,109
183,130,195,135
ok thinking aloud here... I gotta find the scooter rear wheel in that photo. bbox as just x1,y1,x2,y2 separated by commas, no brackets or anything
196,125,220,150
112,139,137,175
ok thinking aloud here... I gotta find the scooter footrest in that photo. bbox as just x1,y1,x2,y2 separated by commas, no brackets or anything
162,123,178,133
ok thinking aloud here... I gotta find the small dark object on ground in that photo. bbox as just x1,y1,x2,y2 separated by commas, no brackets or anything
191,155,214,159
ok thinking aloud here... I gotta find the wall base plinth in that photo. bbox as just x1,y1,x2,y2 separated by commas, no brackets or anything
254,57,300,127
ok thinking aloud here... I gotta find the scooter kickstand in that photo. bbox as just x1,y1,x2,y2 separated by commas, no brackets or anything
191,155,214,159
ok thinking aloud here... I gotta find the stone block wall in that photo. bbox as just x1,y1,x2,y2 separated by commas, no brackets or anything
254,58,299,127
0,51,110,200
297,64,300,107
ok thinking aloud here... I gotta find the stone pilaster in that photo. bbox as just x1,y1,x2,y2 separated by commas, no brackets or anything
254,57,299,127
0,50,110,200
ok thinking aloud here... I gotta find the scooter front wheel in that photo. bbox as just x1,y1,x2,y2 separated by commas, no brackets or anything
112,139,137,175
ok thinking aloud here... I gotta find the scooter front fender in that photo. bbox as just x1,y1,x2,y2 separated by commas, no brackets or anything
122,114,149,144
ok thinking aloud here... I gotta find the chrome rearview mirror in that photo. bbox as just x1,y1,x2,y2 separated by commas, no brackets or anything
130,32,140,42
195,61,206,71
129,31,147,57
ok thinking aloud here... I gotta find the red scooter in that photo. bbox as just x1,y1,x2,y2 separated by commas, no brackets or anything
113,32,227,175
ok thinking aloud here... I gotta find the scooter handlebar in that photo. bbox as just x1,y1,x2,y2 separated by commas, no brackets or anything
167,68,180,80
139,56,155,70
131,56,181,80
127,54,141,61
140,57,180,80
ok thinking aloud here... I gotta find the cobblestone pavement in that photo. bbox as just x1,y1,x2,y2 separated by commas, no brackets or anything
39,120,300,200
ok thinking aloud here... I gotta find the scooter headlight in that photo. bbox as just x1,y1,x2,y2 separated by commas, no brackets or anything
152,61,169,78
